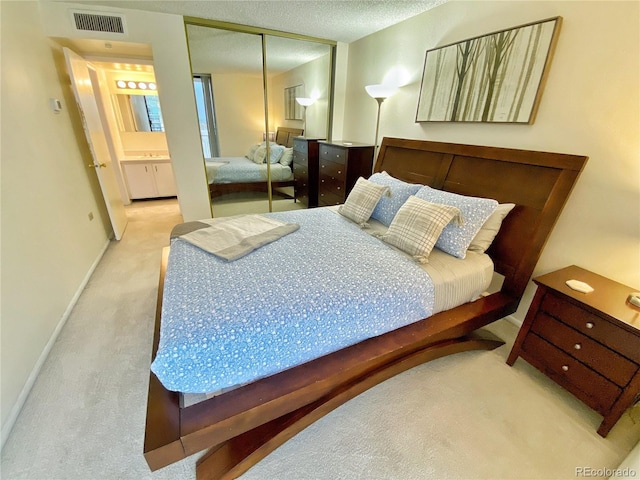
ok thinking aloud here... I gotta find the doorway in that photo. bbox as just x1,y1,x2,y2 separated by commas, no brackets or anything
58,38,181,225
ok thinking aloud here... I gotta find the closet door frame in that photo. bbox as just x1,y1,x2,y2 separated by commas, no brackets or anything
184,17,337,213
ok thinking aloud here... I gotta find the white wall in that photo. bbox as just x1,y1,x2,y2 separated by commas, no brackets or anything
342,0,640,321
40,1,212,221
271,53,332,138
212,74,266,157
1,0,111,442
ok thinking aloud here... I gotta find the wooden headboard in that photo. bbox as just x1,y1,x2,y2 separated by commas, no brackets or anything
375,137,588,299
275,127,304,147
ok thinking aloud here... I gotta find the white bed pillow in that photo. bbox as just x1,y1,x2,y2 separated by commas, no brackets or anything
368,171,422,227
380,196,463,263
415,186,498,259
338,177,390,226
468,203,516,253
245,144,261,162
254,144,286,164
279,148,293,166
268,145,286,163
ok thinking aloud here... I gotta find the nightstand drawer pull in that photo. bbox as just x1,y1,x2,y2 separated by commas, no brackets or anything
574,343,582,350
562,365,569,371
586,322,594,329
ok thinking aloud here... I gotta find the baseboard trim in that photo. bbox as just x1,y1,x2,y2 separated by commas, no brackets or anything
504,314,523,327
0,239,111,451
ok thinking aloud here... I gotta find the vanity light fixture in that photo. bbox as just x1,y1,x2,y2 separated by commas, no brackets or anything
115,80,157,91
365,84,397,157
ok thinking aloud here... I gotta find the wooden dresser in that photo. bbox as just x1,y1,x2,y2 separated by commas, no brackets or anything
317,141,375,206
292,137,322,208
507,265,640,436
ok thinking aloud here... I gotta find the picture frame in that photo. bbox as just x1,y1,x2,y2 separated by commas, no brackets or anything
284,84,304,120
416,17,562,124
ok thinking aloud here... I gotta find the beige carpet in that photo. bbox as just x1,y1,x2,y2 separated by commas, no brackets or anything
1,198,638,480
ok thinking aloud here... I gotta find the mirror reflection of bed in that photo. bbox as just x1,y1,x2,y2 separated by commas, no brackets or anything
205,127,305,216
185,22,334,217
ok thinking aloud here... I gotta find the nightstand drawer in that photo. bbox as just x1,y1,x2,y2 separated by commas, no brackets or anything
319,145,346,164
531,312,638,387
522,334,621,414
541,292,640,363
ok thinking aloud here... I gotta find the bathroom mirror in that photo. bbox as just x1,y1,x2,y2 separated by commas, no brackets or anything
113,94,165,132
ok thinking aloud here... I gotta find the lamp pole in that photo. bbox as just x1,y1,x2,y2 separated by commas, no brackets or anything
373,97,384,157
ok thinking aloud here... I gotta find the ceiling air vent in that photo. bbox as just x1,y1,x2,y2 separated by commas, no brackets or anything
72,11,126,34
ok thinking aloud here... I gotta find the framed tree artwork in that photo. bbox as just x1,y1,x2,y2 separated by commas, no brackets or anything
416,17,562,124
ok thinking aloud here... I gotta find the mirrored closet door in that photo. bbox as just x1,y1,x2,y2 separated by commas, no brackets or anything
185,19,335,216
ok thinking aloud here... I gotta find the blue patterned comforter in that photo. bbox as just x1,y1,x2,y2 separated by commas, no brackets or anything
205,157,292,184
151,208,435,393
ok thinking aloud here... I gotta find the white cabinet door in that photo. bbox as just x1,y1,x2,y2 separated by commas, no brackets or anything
123,163,157,199
153,162,178,197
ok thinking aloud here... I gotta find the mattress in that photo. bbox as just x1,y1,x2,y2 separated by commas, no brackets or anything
205,156,293,184
152,207,493,402
336,206,494,314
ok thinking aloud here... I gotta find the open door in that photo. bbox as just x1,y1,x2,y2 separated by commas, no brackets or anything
63,47,128,240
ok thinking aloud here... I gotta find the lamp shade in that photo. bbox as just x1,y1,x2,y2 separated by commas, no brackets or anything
295,97,315,107
365,84,397,99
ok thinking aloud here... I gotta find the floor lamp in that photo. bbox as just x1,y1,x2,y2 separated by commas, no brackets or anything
365,84,397,158
295,97,315,135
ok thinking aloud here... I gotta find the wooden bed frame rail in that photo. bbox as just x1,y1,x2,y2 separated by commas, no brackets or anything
145,137,587,479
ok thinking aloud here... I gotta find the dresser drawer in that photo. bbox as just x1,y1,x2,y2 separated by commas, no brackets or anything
531,312,638,387
541,292,640,363
320,145,346,164
293,161,308,178
319,190,343,206
319,173,346,198
293,139,308,154
522,334,621,414
293,151,308,166
319,159,346,179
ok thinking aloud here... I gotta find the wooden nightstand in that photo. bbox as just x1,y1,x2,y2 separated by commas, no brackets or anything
507,265,640,436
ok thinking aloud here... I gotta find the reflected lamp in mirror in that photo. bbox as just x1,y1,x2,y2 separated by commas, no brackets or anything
295,97,316,134
365,84,397,155
295,97,315,107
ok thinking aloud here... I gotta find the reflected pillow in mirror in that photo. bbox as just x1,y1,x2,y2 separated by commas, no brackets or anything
280,148,294,166
246,143,260,162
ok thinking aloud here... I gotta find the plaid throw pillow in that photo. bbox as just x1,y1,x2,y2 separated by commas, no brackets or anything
338,177,390,226
381,196,463,263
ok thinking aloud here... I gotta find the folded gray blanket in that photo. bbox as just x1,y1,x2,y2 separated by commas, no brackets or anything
178,214,299,261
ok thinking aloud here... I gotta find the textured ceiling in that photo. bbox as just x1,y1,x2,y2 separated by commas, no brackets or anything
60,0,446,43
54,0,446,74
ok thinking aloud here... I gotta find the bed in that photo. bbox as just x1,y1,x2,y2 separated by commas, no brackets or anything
144,137,587,479
206,127,303,199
